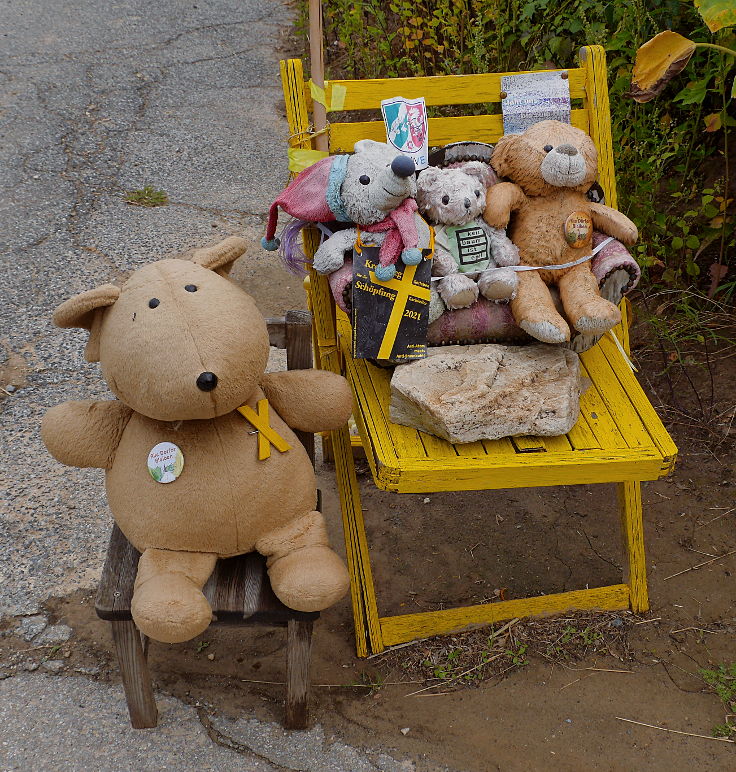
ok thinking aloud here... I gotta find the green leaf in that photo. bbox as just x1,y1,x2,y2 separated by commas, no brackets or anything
150,466,163,482
686,235,700,249
673,77,711,105
694,0,736,33
672,236,684,249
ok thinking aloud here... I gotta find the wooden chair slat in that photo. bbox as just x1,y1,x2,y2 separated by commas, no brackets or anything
329,110,590,153
318,68,588,111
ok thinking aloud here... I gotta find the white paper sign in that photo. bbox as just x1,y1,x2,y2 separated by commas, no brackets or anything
381,96,429,170
501,71,572,135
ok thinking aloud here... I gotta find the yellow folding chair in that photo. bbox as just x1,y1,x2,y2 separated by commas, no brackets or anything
280,45,677,656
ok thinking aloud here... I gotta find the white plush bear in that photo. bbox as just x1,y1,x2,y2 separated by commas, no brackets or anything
416,162,520,320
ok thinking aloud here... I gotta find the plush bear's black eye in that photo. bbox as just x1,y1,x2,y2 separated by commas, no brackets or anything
185,284,197,292
441,194,450,205
359,175,370,185
475,190,481,197
544,145,553,152
148,298,160,308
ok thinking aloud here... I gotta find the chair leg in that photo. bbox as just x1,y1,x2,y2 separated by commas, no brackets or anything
111,620,158,728
617,481,649,613
285,619,313,730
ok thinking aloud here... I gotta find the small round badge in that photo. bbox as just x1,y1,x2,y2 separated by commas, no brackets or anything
147,441,184,483
564,211,593,248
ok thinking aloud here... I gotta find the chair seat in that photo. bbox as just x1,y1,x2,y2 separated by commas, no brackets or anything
95,525,318,626
336,314,677,494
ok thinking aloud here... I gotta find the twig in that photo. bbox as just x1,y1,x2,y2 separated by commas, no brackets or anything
696,507,736,528
663,550,736,581
634,617,662,625
404,653,505,697
669,627,721,635
615,717,736,743
366,639,420,659
239,678,424,687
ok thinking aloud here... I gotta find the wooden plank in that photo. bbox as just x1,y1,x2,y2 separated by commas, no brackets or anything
95,525,139,621
578,360,629,450
454,439,489,457
618,481,649,612
373,449,669,493
286,309,316,464
581,343,653,449
566,412,602,451
597,335,678,463
319,68,587,111
329,109,590,153
111,620,158,728
379,584,630,647
285,619,313,729
512,436,546,453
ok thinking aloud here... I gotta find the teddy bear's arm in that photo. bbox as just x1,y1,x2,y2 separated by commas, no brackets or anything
589,203,638,246
313,228,358,275
41,400,133,469
260,370,353,432
431,242,458,278
480,221,520,267
483,183,527,229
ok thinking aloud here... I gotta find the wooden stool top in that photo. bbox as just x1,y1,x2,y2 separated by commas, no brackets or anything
95,525,318,626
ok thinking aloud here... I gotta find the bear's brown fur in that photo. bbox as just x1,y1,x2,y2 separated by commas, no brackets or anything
484,121,638,344
42,237,353,643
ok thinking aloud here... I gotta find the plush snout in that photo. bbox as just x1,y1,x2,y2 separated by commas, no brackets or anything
541,142,587,187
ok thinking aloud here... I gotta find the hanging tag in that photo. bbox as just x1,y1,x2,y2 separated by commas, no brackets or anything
500,71,571,135
564,211,593,248
147,442,184,483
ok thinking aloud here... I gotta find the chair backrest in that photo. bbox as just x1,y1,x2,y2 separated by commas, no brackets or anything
281,45,618,208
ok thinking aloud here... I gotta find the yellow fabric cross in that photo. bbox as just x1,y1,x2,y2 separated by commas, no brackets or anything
237,399,291,461
368,264,431,360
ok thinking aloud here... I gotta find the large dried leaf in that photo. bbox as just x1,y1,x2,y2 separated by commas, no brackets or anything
631,31,696,103
694,0,736,33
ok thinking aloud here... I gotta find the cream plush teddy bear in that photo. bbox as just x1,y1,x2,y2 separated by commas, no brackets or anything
415,162,520,321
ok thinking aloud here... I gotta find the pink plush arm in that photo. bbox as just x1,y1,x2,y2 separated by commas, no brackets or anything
590,203,638,245
260,370,353,432
41,400,133,469
483,182,527,229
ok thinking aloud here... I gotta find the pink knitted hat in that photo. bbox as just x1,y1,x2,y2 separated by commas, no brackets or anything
262,154,350,250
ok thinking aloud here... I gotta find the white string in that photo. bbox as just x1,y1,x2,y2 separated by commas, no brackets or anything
429,236,615,281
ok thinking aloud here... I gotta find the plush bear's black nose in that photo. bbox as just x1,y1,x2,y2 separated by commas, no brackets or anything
196,372,218,391
556,144,578,156
464,198,472,209
391,155,416,178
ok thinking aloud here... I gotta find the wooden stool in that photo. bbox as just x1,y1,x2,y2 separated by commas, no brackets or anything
94,311,320,729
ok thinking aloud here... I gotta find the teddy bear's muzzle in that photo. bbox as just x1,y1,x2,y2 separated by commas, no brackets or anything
540,144,587,188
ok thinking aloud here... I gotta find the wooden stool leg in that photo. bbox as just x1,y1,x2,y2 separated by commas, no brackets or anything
617,481,649,613
111,620,158,728
285,619,313,729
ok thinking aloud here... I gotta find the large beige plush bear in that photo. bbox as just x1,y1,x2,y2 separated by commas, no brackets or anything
484,120,638,344
42,237,353,644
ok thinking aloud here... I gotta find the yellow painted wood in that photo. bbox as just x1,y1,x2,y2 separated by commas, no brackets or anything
380,584,630,647
617,481,649,612
329,110,590,154
318,68,588,111
280,49,677,656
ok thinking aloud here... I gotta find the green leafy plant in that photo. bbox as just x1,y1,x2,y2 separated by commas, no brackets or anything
700,663,736,738
125,186,169,207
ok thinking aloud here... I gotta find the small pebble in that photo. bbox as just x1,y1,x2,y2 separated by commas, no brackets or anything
400,727,410,735
64,651,72,658
24,661,39,672
35,624,73,645
422,498,430,504
41,659,64,674
5,384,16,393
207,653,215,661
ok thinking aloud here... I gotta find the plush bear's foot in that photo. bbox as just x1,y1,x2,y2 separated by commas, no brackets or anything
428,285,446,325
569,298,621,335
438,274,479,310
519,319,570,344
478,267,518,301
132,549,217,644
268,546,350,612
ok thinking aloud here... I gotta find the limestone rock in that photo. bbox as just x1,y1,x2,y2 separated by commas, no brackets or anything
390,343,584,443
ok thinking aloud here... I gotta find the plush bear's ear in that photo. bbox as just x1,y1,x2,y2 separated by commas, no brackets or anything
490,135,518,179
416,166,441,189
53,284,120,362
191,236,248,276
460,161,498,189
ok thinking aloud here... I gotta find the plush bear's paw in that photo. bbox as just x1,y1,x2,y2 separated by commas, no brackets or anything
428,286,446,325
438,274,479,310
268,546,350,612
520,319,570,344
132,573,213,644
401,247,422,265
478,267,518,301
